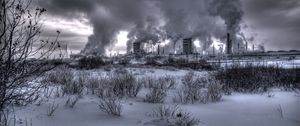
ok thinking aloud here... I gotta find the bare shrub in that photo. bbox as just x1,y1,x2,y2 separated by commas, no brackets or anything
86,77,101,95
131,78,143,97
151,105,200,126
95,78,111,98
0,109,15,126
215,64,300,93
152,105,180,119
45,66,74,85
76,71,89,86
78,56,105,69
98,97,122,116
141,76,157,88
174,72,204,104
65,96,79,108
159,76,176,89
206,77,223,102
90,70,141,98
47,102,59,116
174,72,222,104
108,71,141,98
61,79,84,96
145,79,168,103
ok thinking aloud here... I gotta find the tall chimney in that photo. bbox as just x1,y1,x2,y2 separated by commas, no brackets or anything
157,45,160,55
246,42,248,51
226,33,232,54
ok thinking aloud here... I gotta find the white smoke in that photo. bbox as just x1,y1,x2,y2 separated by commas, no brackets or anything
40,0,244,55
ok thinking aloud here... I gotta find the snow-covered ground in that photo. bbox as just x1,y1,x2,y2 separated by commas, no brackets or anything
11,68,300,126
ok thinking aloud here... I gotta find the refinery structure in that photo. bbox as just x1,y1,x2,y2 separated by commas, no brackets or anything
125,33,300,62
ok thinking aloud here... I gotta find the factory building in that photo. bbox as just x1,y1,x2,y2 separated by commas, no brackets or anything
183,38,193,54
133,42,142,54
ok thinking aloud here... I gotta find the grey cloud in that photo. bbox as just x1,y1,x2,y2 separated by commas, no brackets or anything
38,0,245,54
242,0,300,50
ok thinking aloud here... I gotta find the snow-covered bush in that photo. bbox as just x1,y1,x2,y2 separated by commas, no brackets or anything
93,70,141,98
142,76,176,89
152,105,180,119
151,105,200,126
158,76,176,89
140,76,157,88
65,96,80,108
215,64,300,93
206,77,223,102
109,71,141,98
98,97,122,116
76,71,89,86
61,79,84,96
174,72,222,104
95,78,111,98
174,72,204,104
85,77,101,95
47,102,59,116
144,79,168,103
44,66,74,85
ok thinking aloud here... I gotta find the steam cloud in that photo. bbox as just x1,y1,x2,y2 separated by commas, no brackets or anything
39,0,244,55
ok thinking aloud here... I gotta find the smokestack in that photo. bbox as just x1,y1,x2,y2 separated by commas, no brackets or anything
246,42,248,51
226,33,232,54
157,45,160,55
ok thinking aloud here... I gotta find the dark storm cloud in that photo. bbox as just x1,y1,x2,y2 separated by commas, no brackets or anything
38,0,245,54
242,0,300,50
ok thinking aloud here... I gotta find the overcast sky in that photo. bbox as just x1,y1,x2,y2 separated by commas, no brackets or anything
37,0,300,54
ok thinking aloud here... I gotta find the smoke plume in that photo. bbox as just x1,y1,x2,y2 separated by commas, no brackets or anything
39,0,244,55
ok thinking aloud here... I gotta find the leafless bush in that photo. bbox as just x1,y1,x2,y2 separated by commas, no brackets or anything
95,78,111,98
88,71,141,98
152,105,180,119
174,72,204,104
36,98,44,106
47,102,59,116
144,79,168,103
98,97,122,116
0,109,15,126
108,72,141,98
159,76,176,89
65,96,79,108
61,79,84,96
76,71,89,86
151,105,200,126
44,66,74,85
277,104,284,119
174,72,222,104
140,76,157,88
206,78,223,102
215,64,300,93
86,77,101,95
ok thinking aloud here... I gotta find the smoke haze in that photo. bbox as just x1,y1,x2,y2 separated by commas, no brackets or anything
39,0,245,54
